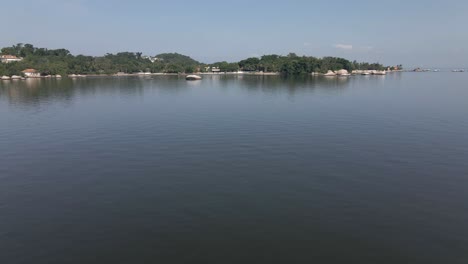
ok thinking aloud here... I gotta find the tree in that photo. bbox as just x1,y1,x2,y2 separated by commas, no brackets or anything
185,65,196,73
239,57,260,71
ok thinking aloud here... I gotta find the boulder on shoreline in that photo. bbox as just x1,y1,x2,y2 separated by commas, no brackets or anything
323,70,337,76
336,69,350,76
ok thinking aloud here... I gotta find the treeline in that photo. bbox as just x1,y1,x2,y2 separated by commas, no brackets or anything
0,44,200,76
0,44,398,76
197,54,392,74
236,53,392,74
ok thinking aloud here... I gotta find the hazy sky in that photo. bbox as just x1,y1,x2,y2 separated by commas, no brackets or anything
1,0,467,67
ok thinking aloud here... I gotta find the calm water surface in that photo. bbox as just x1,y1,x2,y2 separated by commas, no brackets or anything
1,73,468,263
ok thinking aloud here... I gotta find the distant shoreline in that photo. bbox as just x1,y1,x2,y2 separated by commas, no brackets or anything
1,44,400,78
1,71,406,80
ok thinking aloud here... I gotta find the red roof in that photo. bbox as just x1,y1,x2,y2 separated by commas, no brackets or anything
1,55,19,59
22,69,38,73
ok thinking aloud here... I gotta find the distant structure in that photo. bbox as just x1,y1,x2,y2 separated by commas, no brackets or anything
143,56,160,63
22,69,40,78
203,66,221,73
0,55,23,63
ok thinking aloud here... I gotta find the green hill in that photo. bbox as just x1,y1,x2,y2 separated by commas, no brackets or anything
155,53,199,66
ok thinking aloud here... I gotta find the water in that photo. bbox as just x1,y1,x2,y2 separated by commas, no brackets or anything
1,73,468,264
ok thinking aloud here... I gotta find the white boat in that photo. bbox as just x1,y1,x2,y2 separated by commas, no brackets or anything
69,74,86,78
374,70,387,75
11,75,22,80
1,75,11,80
186,75,202,80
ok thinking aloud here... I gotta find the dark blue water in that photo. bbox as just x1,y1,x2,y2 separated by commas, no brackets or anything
1,73,468,264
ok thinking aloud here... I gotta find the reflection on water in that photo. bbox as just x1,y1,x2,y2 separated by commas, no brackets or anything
0,77,147,106
0,75,365,106
1,74,409,108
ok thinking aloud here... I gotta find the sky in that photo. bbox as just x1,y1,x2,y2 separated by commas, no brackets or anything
1,0,467,67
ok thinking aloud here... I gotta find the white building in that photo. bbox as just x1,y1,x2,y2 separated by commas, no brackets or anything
0,55,23,63
143,56,160,63
22,69,41,78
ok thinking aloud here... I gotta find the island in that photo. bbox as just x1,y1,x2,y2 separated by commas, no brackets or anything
0,43,402,78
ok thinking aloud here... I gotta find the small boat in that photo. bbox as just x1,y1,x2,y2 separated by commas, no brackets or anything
452,69,465,72
11,75,22,80
1,75,11,80
186,75,202,80
362,72,371,75
374,70,387,75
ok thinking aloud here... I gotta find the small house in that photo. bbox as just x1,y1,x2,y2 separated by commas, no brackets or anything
0,55,23,63
22,69,40,78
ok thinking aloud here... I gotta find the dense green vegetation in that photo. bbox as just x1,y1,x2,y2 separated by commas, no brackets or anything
236,53,392,74
0,43,397,76
0,44,200,76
